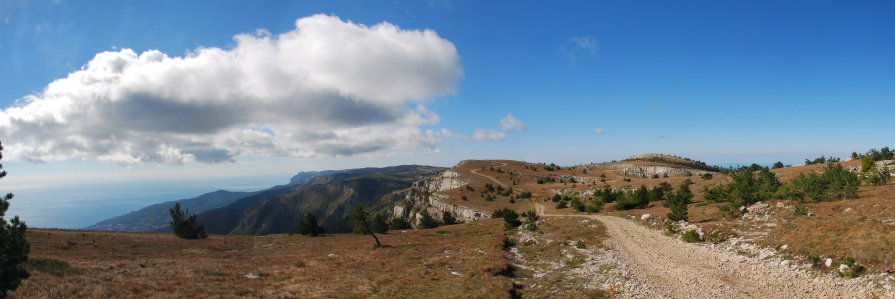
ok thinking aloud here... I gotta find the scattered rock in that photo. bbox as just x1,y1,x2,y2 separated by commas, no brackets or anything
450,271,461,276
776,202,785,208
780,260,790,267
779,244,788,251
641,214,651,220
807,212,816,217
245,273,260,279
825,258,833,267
839,264,851,273
844,208,853,213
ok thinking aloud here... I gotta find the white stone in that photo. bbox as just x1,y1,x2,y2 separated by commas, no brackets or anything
839,264,851,273
780,244,788,250
843,207,853,213
450,271,461,276
825,258,833,267
641,214,651,220
780,260,790,267
245,273,260,279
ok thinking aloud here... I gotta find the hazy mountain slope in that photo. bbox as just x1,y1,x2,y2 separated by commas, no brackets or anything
199,165,445,235
86,190,257,231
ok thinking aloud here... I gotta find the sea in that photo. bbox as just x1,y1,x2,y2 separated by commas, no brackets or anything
4,175,286,229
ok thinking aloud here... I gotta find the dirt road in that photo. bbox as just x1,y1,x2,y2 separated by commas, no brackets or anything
469,162,507,187
536,204,890,298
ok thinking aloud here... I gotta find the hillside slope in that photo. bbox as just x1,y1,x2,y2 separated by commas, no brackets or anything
199,165,445,235
86,190,257,231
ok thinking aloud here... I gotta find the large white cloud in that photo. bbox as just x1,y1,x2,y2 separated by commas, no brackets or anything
0,14,461,164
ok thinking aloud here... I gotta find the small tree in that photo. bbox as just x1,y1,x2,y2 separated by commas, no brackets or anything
861,156,875,172
417,210,440,229
666,181,693,222
772,161,784,169
441,211,457,225
369,212,390,234
0,141,29,296
298,212,325,236
351,206,381,248
169,202,207,239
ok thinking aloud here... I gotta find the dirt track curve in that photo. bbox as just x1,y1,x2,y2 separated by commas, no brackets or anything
535,204,890,298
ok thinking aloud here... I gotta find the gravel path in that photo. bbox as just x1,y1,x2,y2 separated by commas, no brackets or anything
536,204,891,298
469,162,507,187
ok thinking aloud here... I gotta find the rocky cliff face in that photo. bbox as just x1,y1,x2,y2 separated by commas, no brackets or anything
392,170,490,226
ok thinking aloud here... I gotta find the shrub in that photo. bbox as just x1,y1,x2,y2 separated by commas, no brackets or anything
441,211,457,225
860,156,875,172
622,178,632,182
838,256,865,278
523,210,538,231
772,161,785,169
298,212,325,236
806,254,822,268
615,185,650,210
790,163,859,201
651,174,660,179
417,210,440,229
389,218,412,230
793,204,808,216
666,181,693,221
495,209,522,230
700,173,713,180
864,166,890,186
551,194,562,202
575,240,586,249
555,200,568,209
169,202,207,239
705,231,723,244
703,184,727,202
23,258,80,276
519,191,532,199
681,230,700,243
570,197,585,212
585,198,605,213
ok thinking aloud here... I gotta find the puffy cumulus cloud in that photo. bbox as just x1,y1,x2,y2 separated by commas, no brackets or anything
498,113,524,131
0,14,461,165
472,128,506,141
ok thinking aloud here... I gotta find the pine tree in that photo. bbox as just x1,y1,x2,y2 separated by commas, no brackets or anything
351,206,381,248
0,141,29,296
169,202,207,239
666,181,693,222
298,212,325,236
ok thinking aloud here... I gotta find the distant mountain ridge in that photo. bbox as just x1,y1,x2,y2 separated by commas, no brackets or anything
88,165,445,234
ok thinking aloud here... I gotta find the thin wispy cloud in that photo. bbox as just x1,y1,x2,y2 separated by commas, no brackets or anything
472,128,507,141
593,128,606,136
499,113,524,131
563,35,597,60
0,14,462,165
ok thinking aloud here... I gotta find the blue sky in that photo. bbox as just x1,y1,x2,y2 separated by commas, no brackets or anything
1,0,893,189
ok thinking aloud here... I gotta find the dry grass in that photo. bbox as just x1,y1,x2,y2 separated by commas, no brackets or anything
509,217,611,298
12,220,513,298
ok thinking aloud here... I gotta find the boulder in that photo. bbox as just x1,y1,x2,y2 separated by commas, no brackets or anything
641,214,651,220
824,258,833,267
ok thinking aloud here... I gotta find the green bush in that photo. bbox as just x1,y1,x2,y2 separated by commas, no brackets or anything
417,210,440,229
864,166,890,186
441,211,457,225
23,258,81,276
703,184,727,202
298,212,325,236
615,185,650,210
169,202,207,239
861,156,875,172
790,163,859,201
705,231,723,244
681,230,700,243
665,181,693,221
772,161,785,169
793,204,808,216
570,197,585,212
838,256,865,278
575,240,586,249
523,210,538,231
389,218,412,230
555,200,568,209
700,173,713,180
519,191,532,199
806,254,822,268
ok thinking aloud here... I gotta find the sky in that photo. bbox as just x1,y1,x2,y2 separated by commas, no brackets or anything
1,0,894,189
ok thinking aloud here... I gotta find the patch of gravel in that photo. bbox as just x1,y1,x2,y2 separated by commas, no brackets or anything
594,215,895,298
